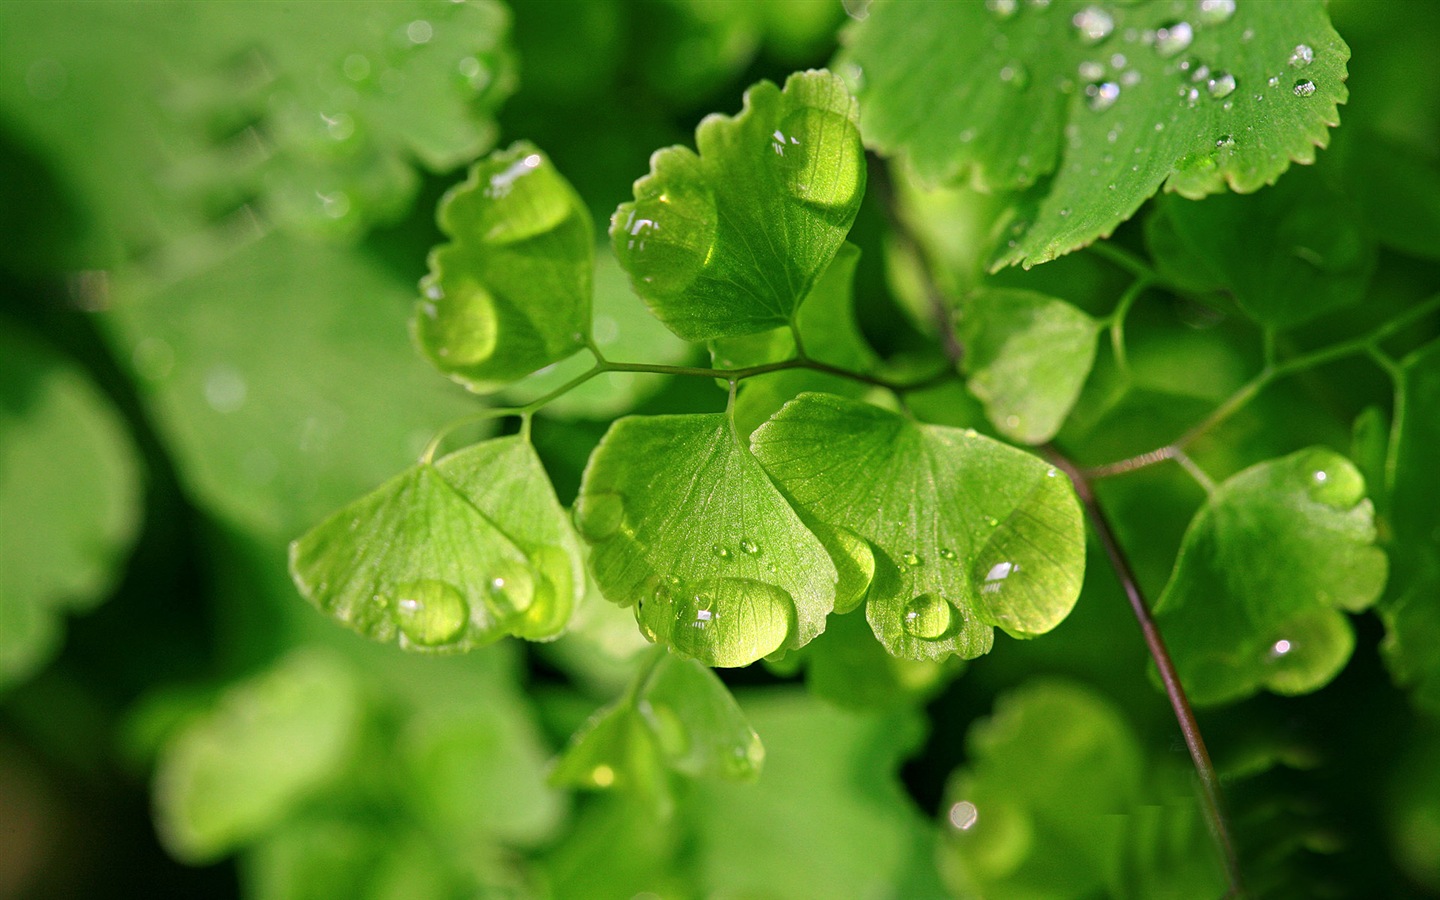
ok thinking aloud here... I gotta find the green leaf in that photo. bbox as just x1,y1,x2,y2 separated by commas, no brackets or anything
938,678,1222,898
551,653,763,806
573,413,842,666
710,242,880,435
611,69,865,341
0,327,141,690
104,233,476,540
503,246,692,420
845,0,1349,267
153,651,361,863
290,459,544,652
959,288,1101,444
792,608,961,712
690,689,944,898
1379,341,1440,710
434,436,586,641
938,679,1143,897
417,142,592,390
752,393,1086,661
1154,447,1388,705
1144,166,1375,328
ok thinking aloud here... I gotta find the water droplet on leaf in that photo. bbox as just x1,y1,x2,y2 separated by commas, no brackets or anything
902,551,923,567
575,491,625,541
1293,79,1316,97
1207,72,1236,98
1072,6,1114,44
775,107,864,210
902,593,954,640
739,538,760,555
1289,44,1314,67
949,800,979,830
394,579,469,647
1154,21,1193,56
1086,81,1121,111
1195,0,1235,25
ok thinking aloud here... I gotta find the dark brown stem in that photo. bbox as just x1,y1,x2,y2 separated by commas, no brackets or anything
1046,447,1245,897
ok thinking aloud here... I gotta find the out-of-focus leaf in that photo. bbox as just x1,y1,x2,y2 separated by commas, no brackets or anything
105,233,476,540
0,327,141,690
752,393,1085,661
1379,340,1440,711
691,688,944,898
611,69,865,340
416,143,591,391
573,414,842,666
1144,167,1375,328
844,0,1349,268
153,651,361,863
1155,448,1388,705
959,288,1101,444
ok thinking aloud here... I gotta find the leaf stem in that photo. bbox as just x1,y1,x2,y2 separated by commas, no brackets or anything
1089,241,1164,284
1046,448,1244,896
1105,277,1152,377
1087,294,1440,479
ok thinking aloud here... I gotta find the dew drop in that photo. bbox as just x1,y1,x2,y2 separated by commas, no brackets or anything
902,551,923,567
939,548,957,561
1086,81,1121,111
774,107,863,209
1154,21,1193,57
1293,79,1316,97
575,491,624,541
669,578,796,665
1216,134,1235,149
713,544,732,560
486,562,536,616
1269,638,1293,658
986,0,1018,18
1195,0,1235,25
949,800,979,830
1268,75,1281,88
1072,6,1114,44
394,580,468,647
1207,72,1236,98
1289,44,1314,67
902,593,954,640
999,62,1030,88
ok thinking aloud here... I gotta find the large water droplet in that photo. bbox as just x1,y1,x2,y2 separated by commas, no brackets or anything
1072,6,1114,44
479,152,572,244
970,487,1082,635
485,561,536,617
613,173,717,298
1086,81,1121,111
902,593,954,640
775,107,864,210
1195,0,1235,24
395,579,469,647
1293,79,1316,97
575,491,625,541
1207,72,1237,98
1154,21,1193,57
1300,453,1365,509
667,578,796,666
1289,44,1314,67
415,281,498,369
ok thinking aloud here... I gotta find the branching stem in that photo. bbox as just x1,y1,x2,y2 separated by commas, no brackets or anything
1047,448,1245,896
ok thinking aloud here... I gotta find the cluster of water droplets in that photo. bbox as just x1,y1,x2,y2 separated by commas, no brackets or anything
390,556,544,650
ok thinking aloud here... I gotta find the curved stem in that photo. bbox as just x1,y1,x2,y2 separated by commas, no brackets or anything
1047,448,1245,896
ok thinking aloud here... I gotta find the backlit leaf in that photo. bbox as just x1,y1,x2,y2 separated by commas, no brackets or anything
611,69,865,340
845,0,1349,268
751,393,1086,661
1154,447,1388,705
417,142,592,391
573,413,841,666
